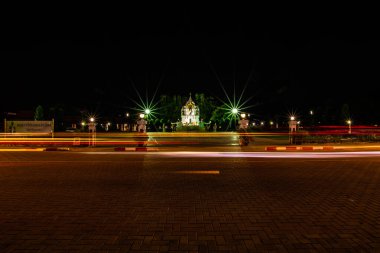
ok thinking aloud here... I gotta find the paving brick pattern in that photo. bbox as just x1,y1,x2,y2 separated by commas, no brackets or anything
0,152,379,252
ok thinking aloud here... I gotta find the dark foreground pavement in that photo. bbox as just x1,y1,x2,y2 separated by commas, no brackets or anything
0,152,379,252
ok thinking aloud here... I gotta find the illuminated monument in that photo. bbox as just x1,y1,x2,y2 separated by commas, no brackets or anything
181,94,199,126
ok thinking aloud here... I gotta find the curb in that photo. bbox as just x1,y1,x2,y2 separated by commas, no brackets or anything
265,146,335,151
114,147,159,152
44,147,70,151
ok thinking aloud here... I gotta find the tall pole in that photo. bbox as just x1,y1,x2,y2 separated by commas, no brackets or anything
289,116,297,144
88,117,96,147
52,118,54,138
347,120,352,134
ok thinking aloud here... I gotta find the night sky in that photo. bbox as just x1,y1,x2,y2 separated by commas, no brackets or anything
1,10,379,123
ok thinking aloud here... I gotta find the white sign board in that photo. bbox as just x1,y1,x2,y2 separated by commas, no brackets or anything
5,120,53,133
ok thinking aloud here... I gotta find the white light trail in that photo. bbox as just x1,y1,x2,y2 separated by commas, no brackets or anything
82,151,380,158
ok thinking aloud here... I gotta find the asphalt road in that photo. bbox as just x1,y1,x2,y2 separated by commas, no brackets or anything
0,151,379,252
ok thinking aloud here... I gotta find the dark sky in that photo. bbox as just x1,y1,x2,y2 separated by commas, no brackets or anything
1,9,379,123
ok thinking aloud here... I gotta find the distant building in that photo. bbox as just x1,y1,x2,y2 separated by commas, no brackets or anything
3,110,34,120
181,94,199,126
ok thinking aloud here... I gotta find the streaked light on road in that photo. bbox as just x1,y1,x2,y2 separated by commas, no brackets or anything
173,170,220,174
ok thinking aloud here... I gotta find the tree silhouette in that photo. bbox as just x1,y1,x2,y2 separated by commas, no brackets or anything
34,105,44,120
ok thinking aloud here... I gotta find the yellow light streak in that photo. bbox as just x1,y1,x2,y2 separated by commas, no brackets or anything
174,170,220,174
0,148,45,152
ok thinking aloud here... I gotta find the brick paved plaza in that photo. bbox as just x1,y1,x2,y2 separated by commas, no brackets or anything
0,152,379,252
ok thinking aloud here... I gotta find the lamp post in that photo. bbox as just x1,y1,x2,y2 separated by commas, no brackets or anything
310,110,314,127
144,109,151,131
125,112,130,132
239,113,249,129
237,112,250,145
136,113,148,148
232,108,238,130
347,120,352,134
289,116,297,144
88,117,96,146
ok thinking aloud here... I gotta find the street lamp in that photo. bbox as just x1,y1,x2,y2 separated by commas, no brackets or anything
88,117,96,147
347,120,352,134
88,117,96,132
288,116,297,144
310,110,315,127
124,113,130,132
144,109,151,131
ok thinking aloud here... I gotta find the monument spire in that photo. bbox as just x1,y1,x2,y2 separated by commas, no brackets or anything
181,92,199,126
